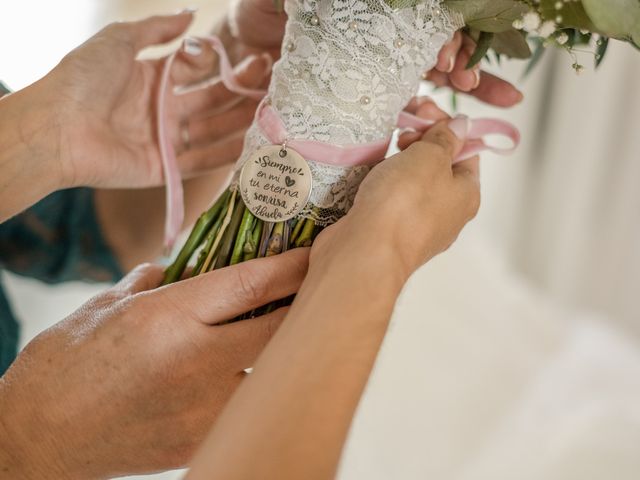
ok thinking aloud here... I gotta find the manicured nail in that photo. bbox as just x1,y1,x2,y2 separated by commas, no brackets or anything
183,37,202,56
472,68,481,89
449,115,470,140
446,55,455,73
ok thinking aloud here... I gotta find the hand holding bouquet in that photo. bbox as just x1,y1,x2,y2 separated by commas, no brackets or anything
160,0,639,320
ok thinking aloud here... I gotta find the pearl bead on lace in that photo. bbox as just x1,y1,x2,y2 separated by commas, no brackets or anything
360,96,371,105
310,15,319,26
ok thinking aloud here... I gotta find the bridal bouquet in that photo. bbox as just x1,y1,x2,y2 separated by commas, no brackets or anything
160,0,639,317
443,0,640,72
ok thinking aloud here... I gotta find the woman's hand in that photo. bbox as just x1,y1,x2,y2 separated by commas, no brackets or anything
0,12,271,221
313,100,479,279
39,12,269,190
184,101,480,480
218,2,521,107
0,249,309,479
427,31,523,107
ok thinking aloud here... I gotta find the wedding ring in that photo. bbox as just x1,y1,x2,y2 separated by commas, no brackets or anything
180,119,191,151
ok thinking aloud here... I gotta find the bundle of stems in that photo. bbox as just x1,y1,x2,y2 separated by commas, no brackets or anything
162,187,324,319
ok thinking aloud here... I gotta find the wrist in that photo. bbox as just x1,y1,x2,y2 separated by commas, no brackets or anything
310,218,409,295
0,378,70,479
0,78,70,219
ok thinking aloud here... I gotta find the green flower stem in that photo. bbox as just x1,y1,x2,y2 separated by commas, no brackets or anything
192,212,225,276
294,218,316,248
266,222,284,257
162,190,230,285
243,220,264,262
201,189,238,273
230,209,256,265
290,217,305,245
214,198,246,269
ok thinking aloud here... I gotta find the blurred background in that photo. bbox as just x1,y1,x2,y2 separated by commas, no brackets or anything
1,1,639,479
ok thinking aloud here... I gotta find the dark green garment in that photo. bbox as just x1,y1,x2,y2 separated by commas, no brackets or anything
0,188,123,375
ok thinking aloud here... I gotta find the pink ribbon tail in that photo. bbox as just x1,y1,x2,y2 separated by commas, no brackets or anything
157,37,268,250
397,110,520,163
157,51,184,251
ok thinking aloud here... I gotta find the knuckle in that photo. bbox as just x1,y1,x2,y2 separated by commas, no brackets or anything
233,265,269,305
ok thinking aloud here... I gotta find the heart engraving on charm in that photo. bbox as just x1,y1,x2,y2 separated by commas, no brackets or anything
239,145,312,222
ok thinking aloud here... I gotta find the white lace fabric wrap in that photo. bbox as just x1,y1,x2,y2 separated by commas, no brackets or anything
232,0,460,225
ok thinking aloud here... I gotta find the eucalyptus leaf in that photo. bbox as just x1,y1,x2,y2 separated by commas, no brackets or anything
582,0,640,46
491,28,532,59
595,37,610,68
539,0,598,31
467,31,495,68
523,38,546,78
444,0,529,33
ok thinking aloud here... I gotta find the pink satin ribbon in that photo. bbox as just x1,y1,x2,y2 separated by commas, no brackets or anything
157,36,521,248
157,36,265,249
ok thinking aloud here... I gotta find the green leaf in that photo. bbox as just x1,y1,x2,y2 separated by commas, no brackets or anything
523,38,546,77
595,36,610,68
444,0,529,33
491,28,532,59
582,0,640,45
539,0,598,31
467,31,495,68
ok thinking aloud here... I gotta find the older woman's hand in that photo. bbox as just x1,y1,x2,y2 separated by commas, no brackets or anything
0,11,270,222
0,248,309,479
45,12,269,189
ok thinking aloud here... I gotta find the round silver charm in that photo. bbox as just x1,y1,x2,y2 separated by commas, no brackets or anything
239,145,313,222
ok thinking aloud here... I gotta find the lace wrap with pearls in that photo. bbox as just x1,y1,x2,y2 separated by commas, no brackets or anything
232,0,460,225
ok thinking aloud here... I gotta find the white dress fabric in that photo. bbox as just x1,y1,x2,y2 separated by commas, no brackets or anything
232,0,461,224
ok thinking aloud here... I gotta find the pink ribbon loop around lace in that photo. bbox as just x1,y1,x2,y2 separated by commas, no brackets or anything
157,35,521,249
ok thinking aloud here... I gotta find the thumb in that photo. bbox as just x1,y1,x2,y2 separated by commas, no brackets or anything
418,115,469,161
110,10,195,51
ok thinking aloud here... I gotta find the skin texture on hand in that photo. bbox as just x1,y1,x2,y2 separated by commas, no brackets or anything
186,115,480,479
0,249,309,480
45,12,270,189
0,12,273,265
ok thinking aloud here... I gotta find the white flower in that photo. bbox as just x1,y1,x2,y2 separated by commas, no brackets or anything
538,20,557,38
522,11,542,32
556,32,569,45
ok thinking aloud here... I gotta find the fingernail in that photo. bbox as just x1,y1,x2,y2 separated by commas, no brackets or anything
449,115,470,140
183,37,202,56
260,52,274,74
515,89,524,103
182,6,198,13
446,55,455,73
472,68,481,89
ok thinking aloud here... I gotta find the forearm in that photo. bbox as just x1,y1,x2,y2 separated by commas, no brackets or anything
0,81,66,221
187,229,407,479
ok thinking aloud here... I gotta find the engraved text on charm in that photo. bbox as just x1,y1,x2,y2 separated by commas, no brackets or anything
239,145,312,222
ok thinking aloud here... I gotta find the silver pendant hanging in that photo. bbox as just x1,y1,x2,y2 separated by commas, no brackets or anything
239,144,312,222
